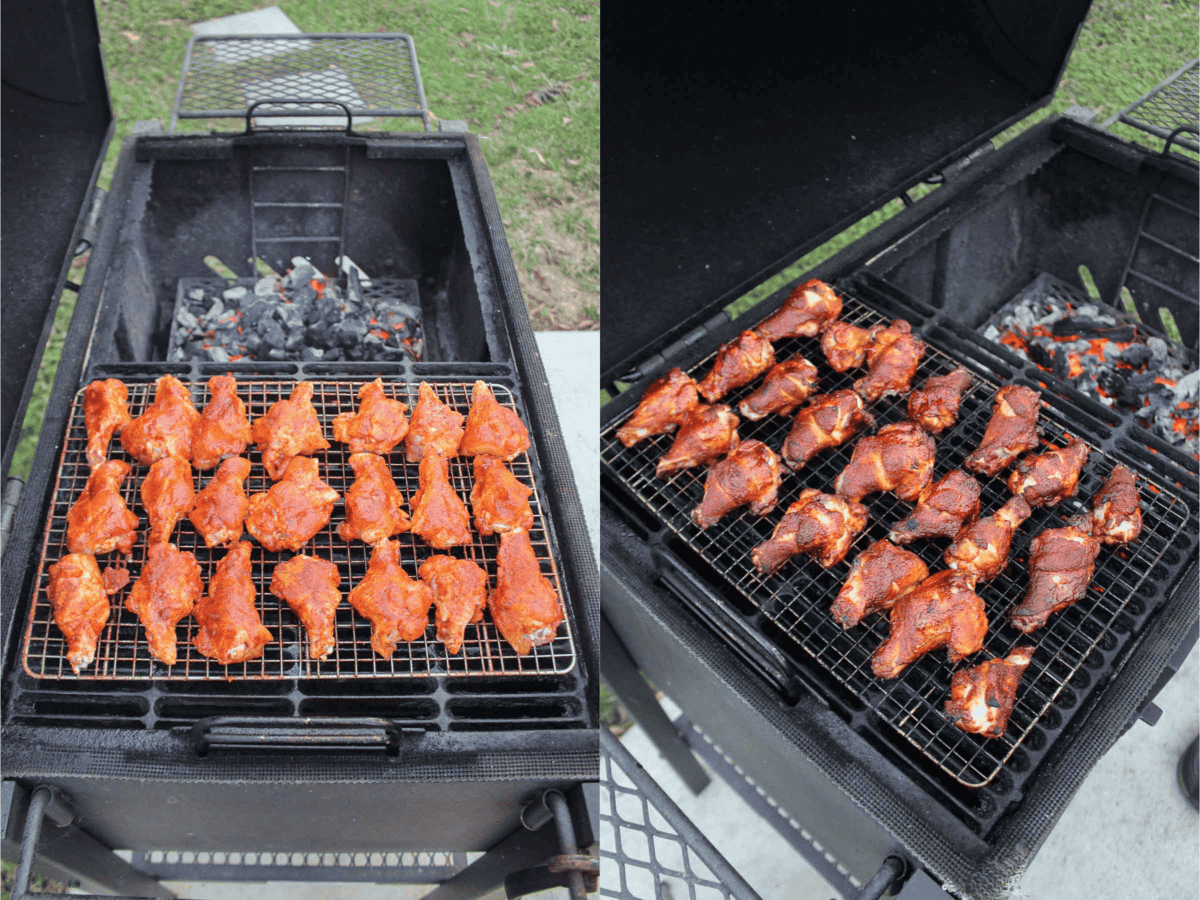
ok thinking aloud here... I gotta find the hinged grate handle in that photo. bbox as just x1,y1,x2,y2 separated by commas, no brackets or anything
192,716,403,755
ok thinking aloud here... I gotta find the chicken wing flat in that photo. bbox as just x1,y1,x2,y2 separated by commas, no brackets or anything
271,555,342,660
656,404,739,478
888,469,982,545
349,540,434,658
830,540,929,629
834,421,936,503
192,375,251,471
125,542,203,666
189,457,252,548
244,456,339,552
945,645,1034,738
338,452,410,544
616,368,700,447
691,440,780,530
755,279,842,342
820,321,873,373
141,456,195,546
1007,435,1089,508
1090,465,1142,546
871,570,988,679
418,555,488,655
751,489,869,575
471,455,534,536
405,382,466,463
251,381,330,481
66,459,139,556
780,390,873,472
737,357,820,421
490,531,564,655
944,495,1032,582
1010,519,1101,634
332,378,409,454
46,553,112,673
696,330,776,403
120,375,201,466
964,386,1041,477
194,541,272,665
83,379,131,470
908,367,972,435
409,453,472,548
854,320,926,403
459,381,531,461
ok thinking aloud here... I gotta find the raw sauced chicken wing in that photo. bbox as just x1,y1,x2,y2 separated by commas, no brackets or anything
833,421,936,504
1090,465,1142,546
696,330,775,403
945,645,1035,738
271,555,343,661
471,455,534,536
419,555,489,655
691,440,780,530
46,553,112,674
125,542,203,666
405,382,465,462
655,404,739,477
193,541,272,665
120,375,201,466
780,390,873,472
251,381,330,481
458,381,531,461
908,367,972,435
1010,518,1101,634
409,453,472,549
1006,435,1089,508
737,357,820,421
964,385,1041,477
189,457,252,548
490,531,564,655
244,456,339,552
853,320,925,403
141,456,195,546
66,459,140,556
348,540,434,658
820,321,873,373
191,375,252,471
751,489,869,576
616,368,700,447
338,453,410,544
755,279,842,342
888,469,982,545
332,378,409,454
871,570,988,679
944,495,1032,583
830,540,929,629
83,379,131,470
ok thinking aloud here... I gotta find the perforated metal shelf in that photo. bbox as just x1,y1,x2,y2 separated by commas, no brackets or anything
1107,59,1199,154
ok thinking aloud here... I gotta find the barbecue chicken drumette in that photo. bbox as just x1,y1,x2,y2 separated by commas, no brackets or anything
348,540,434,658
964,386,1041,477
459,381,531,461
737,357,820,421
691,440,781,530
409,453,472,549
944,495,1032,583
945,645,1035,738
830,540,929,629
490,531,564,655
616,368,700,447
120,375,201,466
46,553,112,674
189,457,252,548
83,379,131,470
471,455,534,536
418,555,489,655
871,570,988,679
332,378,409,454
820,321,873,373
251,381,330,481
1010,518,1101,634
908,367,972,435
141,456,195,546
854,320,926,403
406,382,466,462
194,541,272,665
888,469,982,545
751,489,869,576
271,555,343,661
191,375,251,471
1090,465,1142,546
833,421,936,504
755,279,842,342
1007,435,1089,508
696,330,775,403
66,459,139,556
656,404,739,478
244,456,339,552
780,390,874,472
125,542,203,666
338,453,410,544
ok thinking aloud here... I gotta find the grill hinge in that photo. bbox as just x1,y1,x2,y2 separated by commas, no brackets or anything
623,310,732,385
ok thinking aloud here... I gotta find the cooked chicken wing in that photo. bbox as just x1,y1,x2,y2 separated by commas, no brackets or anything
780,390,873,472
820,321,873,373
696,330,776,403
191,375,251,471
102,564,131,595
737,357,820,421
409,453,472,548
834,421,936,503
964,386,1041,477
338,452,410,544
120,375,201,466
251,381,331,481
656,404,739,477
871,570,988,679
945,645,1035,738
751,489,869,575
616,368,701,447
471,455,534,536
1007,435,1089,508
83,379,131,470
691,440,781,530
459,381,531,461
1090,465,1142,546
348,540,434,658
908,367,972,435
46,553,112,673
193,541,272,665
418,555,488,655
405,382,465,463
66,459,139,556
332,378,409,454
888,469,982,545
490,531,564,655
244,456,339,552
755,279,842,341
189,457,252,548
1010,519,1101,633
944,495,1032,582
141,456,195,546
854,320,925,403
125,542,202,666
830,540,929,629
271,555,342,660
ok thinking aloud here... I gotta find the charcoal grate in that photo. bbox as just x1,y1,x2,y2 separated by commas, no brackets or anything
24,380,576,681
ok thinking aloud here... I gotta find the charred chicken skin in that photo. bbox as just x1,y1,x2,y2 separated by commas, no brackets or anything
459,381,531,461
193,541,272,665
46,553,112,674
120,375,201,466
348,541,434,657
834,421,936,504
191,375,251,471
691,440,781,530
1090,465,1142,546
820,321,873,373
751,489,869,576
251,381,331,481
656,404,740,478
471,455,534,536
244,456,339,552
189,457,252,548
616,368,700,447
141,456,195,546
409,453,472,548
270,555,343,661
1007,434,1090,509
737,357,820,421
338,452,410,544
66,459,139,556
781,390,874,472
405,382,466,463
332,378,409,454
908,367,972,435
830,540,929,629
696,330,776,403
418,555,489,655
1010,519,1101,634
490,530,564,655
888,469,982,545
871,570,988,679
964,386,1041,477
755,279,842,341
83,379,131,470
125,542,203,666
945,645,1035,738
854,320,926,403
944,495,1032,582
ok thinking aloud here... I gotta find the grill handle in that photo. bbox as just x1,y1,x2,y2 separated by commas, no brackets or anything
192,716,402,756
244,99,355,135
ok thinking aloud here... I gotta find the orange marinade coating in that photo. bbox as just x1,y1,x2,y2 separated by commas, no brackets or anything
470,455,534,536
339,452,410,544
46,552,112,674
192,376,252,471
251,381,331,481
125,542,203,666
458,381,531,461
120,375,200,466
490,530,563,655
193,541,272,665
409,453,472,549
66,459,139,556
189,457,252,548
405,382,466,463
244,456,339,552
348,540,434,658
419,555,488,655
332,378,410,454
271,555,342,661
83,379,131,470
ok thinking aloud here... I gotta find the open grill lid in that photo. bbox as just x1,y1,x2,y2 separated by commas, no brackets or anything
601,0,1092,384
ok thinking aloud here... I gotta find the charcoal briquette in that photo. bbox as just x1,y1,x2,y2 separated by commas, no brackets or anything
1120,345,1152,367
222,286,248,303
276,303,305,332
258,316,287,350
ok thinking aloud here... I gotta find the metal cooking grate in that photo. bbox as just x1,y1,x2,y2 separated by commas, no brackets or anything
1111,59,1199,154
24,380,576,681
601,294,1191,788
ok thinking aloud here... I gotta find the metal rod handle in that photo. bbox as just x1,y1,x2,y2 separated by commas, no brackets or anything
192,716,402,755
244,99,355,135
